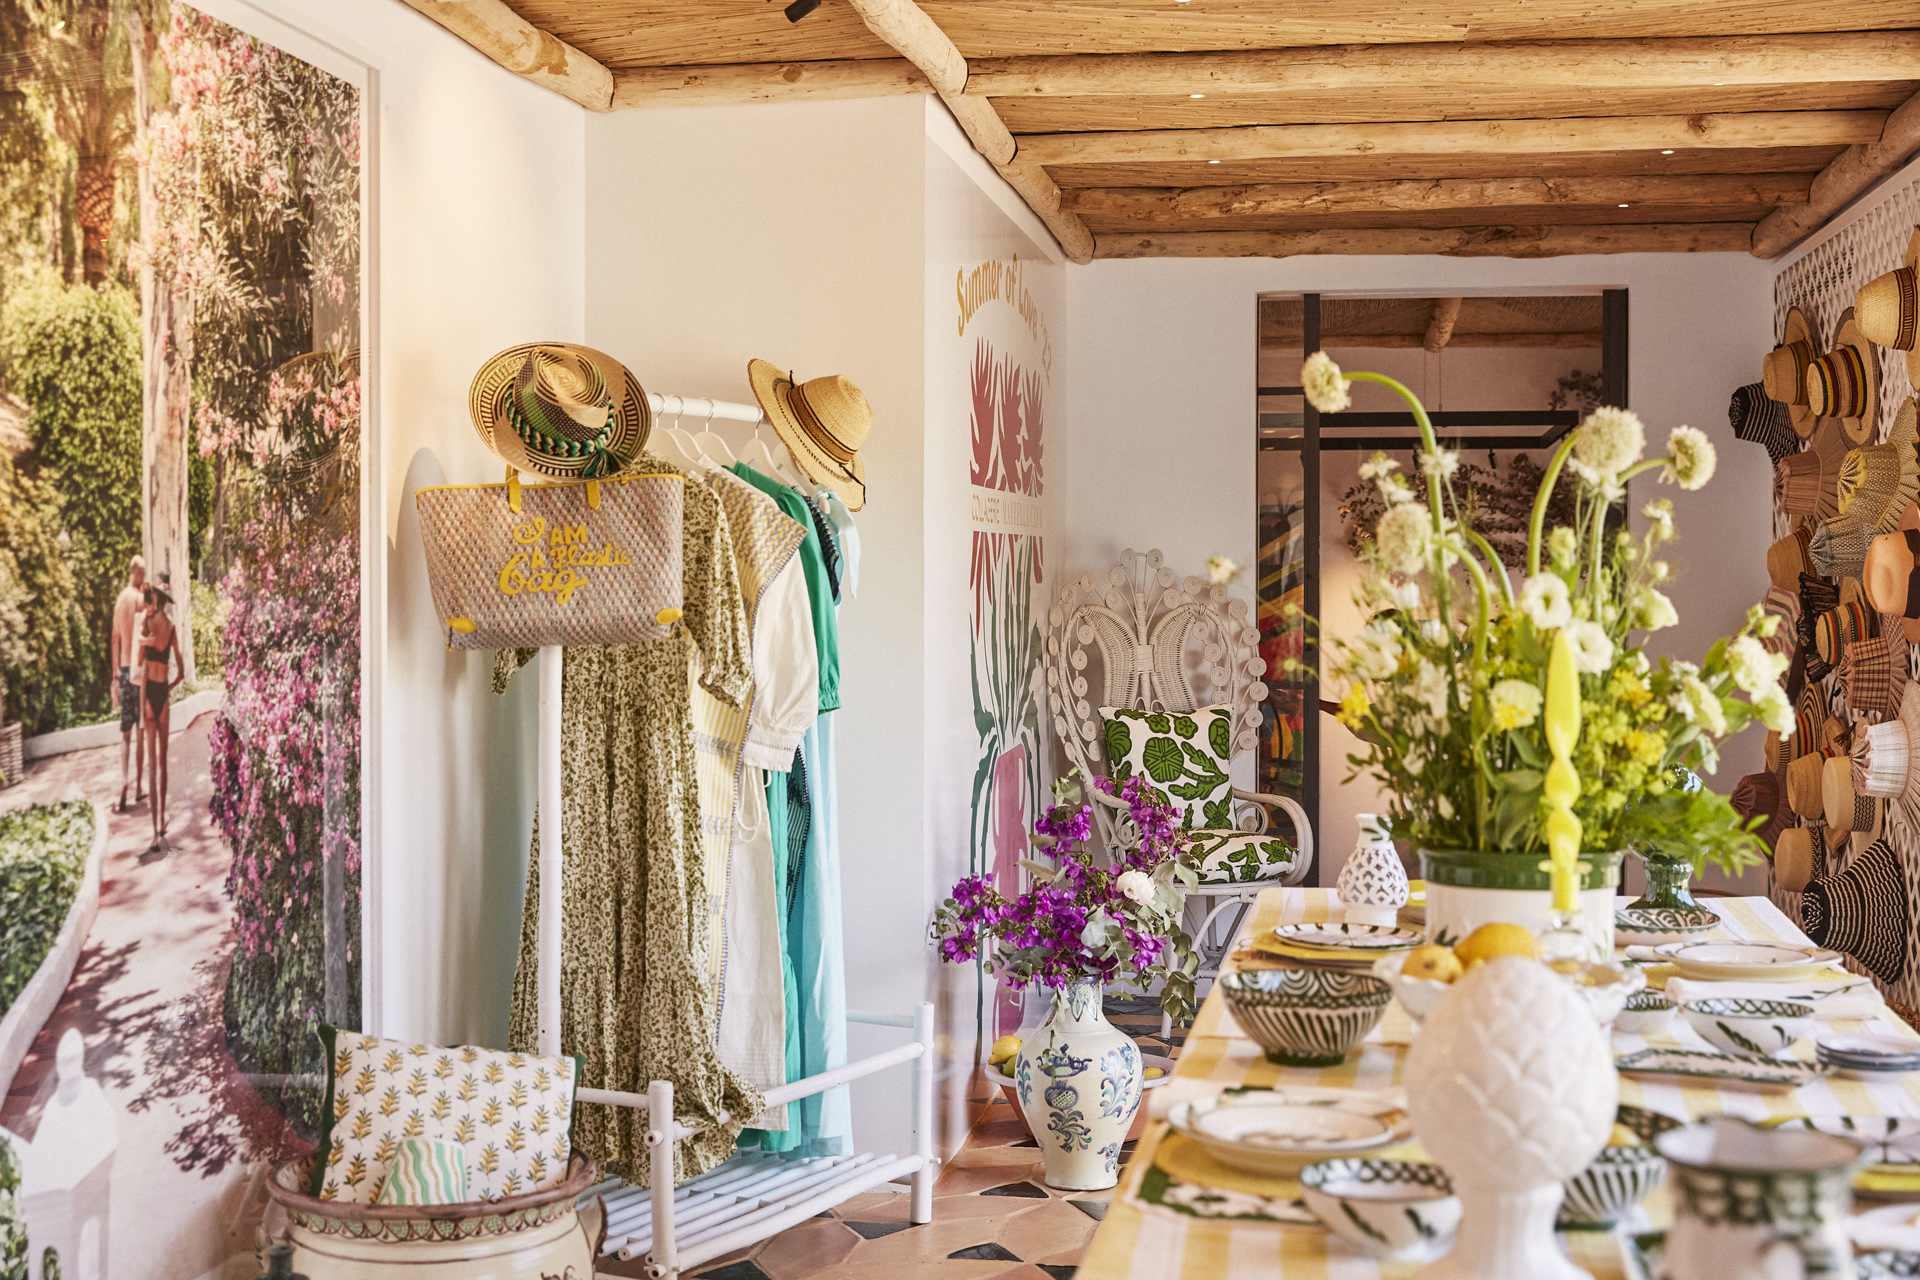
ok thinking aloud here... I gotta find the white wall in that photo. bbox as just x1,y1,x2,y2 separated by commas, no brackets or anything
1058,255,1777,887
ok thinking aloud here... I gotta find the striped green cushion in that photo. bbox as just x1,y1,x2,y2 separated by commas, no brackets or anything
374,1137,468,1206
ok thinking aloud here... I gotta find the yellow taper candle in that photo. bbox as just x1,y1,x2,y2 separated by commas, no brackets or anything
1543,629,1584,913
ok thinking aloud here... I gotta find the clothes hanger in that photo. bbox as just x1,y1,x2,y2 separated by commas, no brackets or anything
691,401,738,470
658,396,707,472
739,412,799,487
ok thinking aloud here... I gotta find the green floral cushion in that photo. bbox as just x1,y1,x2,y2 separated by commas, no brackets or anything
1100,704,1235,829
1187,829,1300,885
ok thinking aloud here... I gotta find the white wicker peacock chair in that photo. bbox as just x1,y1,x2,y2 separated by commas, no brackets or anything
1043,548,1313,1027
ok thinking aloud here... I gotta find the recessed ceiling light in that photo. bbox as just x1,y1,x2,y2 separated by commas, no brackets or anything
1208,159,1221,164
1190,92,1205,98
1619,203,1630,208
1661,149,1675,155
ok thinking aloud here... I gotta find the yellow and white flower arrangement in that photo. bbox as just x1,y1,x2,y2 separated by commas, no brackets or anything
1306,354,1768,871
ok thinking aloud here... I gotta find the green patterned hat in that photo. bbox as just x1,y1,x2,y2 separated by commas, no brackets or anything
469,342,651,480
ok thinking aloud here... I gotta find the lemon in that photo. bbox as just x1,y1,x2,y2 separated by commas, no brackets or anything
1144,1067,1164,1080
1453,922,1540,967
1607,1123,1642,1148
988,1034,1022,1067
1400,944,1464,983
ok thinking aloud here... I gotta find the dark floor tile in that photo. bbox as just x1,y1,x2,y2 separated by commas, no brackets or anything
846,1221,917,1240
1121,1140,1138,1151
1068,1200,1109,1221
1040,1267,1078,1279
695,1264,773,1280
981,1181,1049,1199
949,1243,1022,1262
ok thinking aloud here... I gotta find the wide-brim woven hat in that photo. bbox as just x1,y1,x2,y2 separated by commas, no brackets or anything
1822,753,1882,834
469,342,652,480
1786,750,1829,819
1808,308,1882,444
1813,593,1876,670
1768,528,1814,591
1797,573,1843,679
747,359,870,511
1839,628,1910,717
1854,226,1920,387
1777,449,1832,519
1730,382,1800,466
1733,770,1789,850
1800,836,1908,986
1759,584,1802,658
1852,682,1920,829
1834,394,1918,530
1774,826,1821,894
1763,306,1820,438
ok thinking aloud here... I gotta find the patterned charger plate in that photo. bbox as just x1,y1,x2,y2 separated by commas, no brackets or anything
1615,1047,1832,1091
1270,922,1427,952
1659,941,1843,982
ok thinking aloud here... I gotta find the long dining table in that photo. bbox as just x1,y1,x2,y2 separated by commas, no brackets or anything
1074,886,1920,1280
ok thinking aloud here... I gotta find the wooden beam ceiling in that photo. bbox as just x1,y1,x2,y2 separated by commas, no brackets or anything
413,1,1920,261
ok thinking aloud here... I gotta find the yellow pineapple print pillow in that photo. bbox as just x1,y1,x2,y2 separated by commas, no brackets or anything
311,1027,581,1205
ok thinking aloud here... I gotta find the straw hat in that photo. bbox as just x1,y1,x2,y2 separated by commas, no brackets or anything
1809,510,1875,580
1838,629,1910,717
1852,683,1920,828
1763,730,1790,773
1774,826,1821,894
1834,398,1918,531
1854,226,1920,387
1807,308,1882,445
1759,584,1802,658
1800,836,1908,985
747,360,871,510
468,342,652,480
1813,595,1875,671
1786,751,1830,819
1762,305,1820,438
1822,754,1882,834
1733,770,1789,850
1729,382,1800,465
1767,528,1814,591
1865,530,1920,643
1776,449,1833,520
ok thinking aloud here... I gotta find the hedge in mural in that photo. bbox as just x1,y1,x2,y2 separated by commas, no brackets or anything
0,800,91,1016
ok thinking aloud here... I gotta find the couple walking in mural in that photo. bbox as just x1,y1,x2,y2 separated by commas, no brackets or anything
108,555,183,850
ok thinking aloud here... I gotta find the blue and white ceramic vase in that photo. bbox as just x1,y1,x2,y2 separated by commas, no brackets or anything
1013,978,1141,1190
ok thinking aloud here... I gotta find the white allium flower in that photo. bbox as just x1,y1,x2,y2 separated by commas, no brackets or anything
1564,619,1615,674
1546,525,1577,569
1302,351,1352,413
1632,586,1679,632
1206,554,1242,585
1664,425,1717,491
1375,502,1433,574
1419,449,1460,480
1753,684,1793,734
1358,451,1399,482
1411,658,1450,722
1383,578,1420,611
1568,458,1626,501
1376,473,1415,506
1674,674,1727,735
1519,572,1573,630
1489,679,1543,730
1573,406,1647,479
1351,629,1402,679
1643,498,1676,544
1114,869,1155,905
1726,634,1789,696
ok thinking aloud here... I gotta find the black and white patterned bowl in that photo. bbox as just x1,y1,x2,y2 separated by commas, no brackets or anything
1680,996,1814,1058
1558,1105,1684,1230
1613,989,1674,1036
1300,1158,1460,1259
1218,969,1391,1067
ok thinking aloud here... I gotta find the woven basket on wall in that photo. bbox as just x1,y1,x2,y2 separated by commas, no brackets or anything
0,722,21,789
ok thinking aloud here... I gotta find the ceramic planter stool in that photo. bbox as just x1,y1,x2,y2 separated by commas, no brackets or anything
1420,848,1624,956
265,1152,603,1278
1013,978,1141,1191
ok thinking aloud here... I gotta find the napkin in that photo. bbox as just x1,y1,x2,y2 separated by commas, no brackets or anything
1664,974,1884,1019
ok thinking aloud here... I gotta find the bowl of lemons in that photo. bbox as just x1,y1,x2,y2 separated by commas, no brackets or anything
1373,923,1642,1027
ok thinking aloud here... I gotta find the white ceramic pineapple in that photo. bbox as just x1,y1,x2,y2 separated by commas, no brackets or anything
1406,956,1618,1280
1338,814,1409,927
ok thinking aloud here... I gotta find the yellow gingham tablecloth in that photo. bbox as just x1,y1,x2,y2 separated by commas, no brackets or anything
1076,889,1920,1280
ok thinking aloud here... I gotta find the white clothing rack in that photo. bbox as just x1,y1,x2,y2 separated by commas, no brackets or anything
531,390,928,1278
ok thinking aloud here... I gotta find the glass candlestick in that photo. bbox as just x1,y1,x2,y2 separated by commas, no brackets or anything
1538,908,1594,975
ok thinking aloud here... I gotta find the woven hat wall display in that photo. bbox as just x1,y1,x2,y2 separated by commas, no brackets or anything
1733,770,1789,850
468,342,653,481
1800,836,1909,985
1762,305,1821,438
1807,309,1882,445
1774,826,1822,894
1769,528,1816,591
1854,226,1920,387
1839,630,1910,717
1809,511,1875,580
1730,382,1801,465
1851,682,1920,827
1834,400,1919,531
747,360,871,510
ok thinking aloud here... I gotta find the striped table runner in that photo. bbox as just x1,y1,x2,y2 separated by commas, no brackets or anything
1079,889,1920,1280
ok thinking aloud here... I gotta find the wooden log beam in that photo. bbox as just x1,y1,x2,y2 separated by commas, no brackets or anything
1751,87,1920,257
611,59,930,109
397,0,612,111
967,33,1920,98
1018,112,1887,167
1062,173,1808,223
839,0,1094,263
1424,298,1463,352
1095,223,1756,259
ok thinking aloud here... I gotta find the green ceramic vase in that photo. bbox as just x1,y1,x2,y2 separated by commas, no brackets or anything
1627,847,1702,912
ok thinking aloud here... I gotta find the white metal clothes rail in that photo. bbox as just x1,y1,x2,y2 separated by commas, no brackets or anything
529,391,936,1279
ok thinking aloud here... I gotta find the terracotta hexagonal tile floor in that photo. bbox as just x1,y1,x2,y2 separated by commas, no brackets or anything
595,997,1173,1280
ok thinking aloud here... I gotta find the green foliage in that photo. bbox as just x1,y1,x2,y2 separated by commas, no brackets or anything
0,1128,21,1280
2,276,143,726
0,449,88,732
191,578,226,680
0,800,91,1015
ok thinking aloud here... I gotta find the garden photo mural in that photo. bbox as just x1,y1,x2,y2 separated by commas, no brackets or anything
0,2,362,1274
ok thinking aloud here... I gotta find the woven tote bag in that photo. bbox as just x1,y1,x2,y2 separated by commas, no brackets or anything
414,469,685,650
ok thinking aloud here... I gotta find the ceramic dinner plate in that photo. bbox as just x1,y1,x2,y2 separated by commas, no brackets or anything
1270,922,1426,952
1852,1204,1920,1253
1657,941,1843,982
1773,1117,1920,1166
1614,1047,1831,1091
1166,1087,1411,1178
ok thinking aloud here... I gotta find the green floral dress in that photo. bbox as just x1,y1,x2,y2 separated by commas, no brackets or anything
497,455,761,1183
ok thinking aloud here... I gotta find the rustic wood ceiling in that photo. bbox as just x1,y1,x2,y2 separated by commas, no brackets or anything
470,0,1920,262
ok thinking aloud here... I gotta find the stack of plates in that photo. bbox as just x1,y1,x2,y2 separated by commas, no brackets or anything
1769,1117,1920,1194
1254,923,1426,971
1815,1033,1920,1080
1166,1087,1411,1178
1630,941,1844,982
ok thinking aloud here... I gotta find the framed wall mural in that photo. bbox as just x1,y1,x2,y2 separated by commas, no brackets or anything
0,3,367,1274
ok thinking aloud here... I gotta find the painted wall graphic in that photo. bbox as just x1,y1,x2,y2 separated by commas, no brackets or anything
964,256,1051,1040
0,4,363,1274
